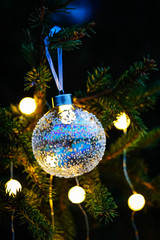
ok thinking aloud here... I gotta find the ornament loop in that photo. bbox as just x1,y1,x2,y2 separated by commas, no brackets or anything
44,26,63,92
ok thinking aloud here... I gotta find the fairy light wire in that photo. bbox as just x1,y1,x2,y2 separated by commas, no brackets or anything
10,162,13,179
123,129,140,240
75,176,80,186
123,129,135,193
78,203,90,240
75,177,90,240
11,210,15,240
10,162,15,240
131,211,140,240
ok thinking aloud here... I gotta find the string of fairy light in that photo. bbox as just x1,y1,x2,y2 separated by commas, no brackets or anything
6,26,145,240
5,162,22,240
113,112,145,240
8,96,90,239
6,99,146,239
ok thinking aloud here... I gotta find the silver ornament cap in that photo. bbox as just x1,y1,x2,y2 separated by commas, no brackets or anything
54,94,72,106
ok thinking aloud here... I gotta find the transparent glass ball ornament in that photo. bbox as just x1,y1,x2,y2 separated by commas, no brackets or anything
32,94,106,178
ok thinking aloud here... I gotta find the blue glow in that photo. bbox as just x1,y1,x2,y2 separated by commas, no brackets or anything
49,1,92,24
69,6,92,23
44,123,98,142
42,121,101,167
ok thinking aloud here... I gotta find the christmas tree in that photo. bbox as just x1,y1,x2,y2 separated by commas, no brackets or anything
1,0,160,239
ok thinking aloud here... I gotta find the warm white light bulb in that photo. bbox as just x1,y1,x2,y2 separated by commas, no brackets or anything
128,193,145,211
113,112,130,130
5,179,22,196
58,104,76,124
68,186,86,204
19,97,36,115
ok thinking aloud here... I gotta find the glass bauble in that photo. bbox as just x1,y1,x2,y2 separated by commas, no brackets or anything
32,104,106,178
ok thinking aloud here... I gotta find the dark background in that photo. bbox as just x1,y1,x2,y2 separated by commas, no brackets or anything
1,0,160,106
1,0,160,239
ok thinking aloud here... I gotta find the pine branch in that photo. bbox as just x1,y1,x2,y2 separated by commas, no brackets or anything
17,195,54,239
86,66,113,94
0,184,54,240
131,127,160,149
0,108,24,168
135,176,160,207
74,58,159,134
133,80,160,111
107,127,160,164
22,29,38,67
28,1,74,29
104,128,142,161
16,134,51,200
79,169,118,224
74,88,114,104
116,58,157,89
47,0,75,12
75,58,157,104
24,65,52,91
0,108,51,200
48,22,95,51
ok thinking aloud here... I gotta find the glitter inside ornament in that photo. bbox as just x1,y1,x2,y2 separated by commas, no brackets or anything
32,94,106,178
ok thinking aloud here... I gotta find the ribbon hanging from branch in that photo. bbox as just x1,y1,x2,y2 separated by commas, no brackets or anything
44,26,63,93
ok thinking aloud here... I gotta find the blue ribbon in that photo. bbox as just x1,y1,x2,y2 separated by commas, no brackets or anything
44,26,63,92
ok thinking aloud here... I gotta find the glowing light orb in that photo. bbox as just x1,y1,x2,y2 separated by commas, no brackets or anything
19,97,36,115
68,186,86,204
113,112,130,130
5,179,22,196
128,193,145,211
32,98,106,178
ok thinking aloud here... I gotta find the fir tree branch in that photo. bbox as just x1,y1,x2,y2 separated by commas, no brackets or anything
86,66,113,94
116,58,157,89
75,58,157,105
0,184,54,240
133,81,160,111
47,0,75,12
16,193,54,240
104,128,142,161
24,65,52,91
131,127,160,149
0,109,51,199
74,88,115,104
48,22,95,51
79,169,118,224
141,180,156,191
134,176,160,207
